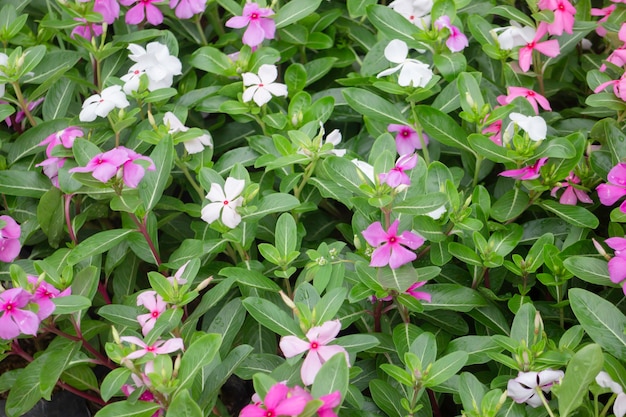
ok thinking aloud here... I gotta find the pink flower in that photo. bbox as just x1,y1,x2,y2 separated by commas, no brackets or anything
279,320,350,386
69,147,155,188
550,172,593,205
94,0,120,24
27,276,71,320
120,0,163,25
482,119,503,145
607,237,626,294
601,48,626,72
518,23,561,72
497,87,551,115
39,127,83,157
594,75,626,101
169,0,205,18
121,147,156,188
4,97,44,128
597,162,626,213
387,124,428,155
0,215,21,263
406,281,431,302
120,336,184,359
538,0,576,35
379,153,418,188
240,383,308,417
71,18,103,40
362,220,425,269
499,157,548,180
507,369,563,407
591,4,616,36
0,288,39,339
317,391,341,417
434,16,469,52
137,291,166,336
37,157,65,188
225,3,276,47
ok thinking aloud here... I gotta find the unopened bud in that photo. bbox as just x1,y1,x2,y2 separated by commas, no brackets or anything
194,276,214,292
112,326,121,344
395,184,409,193
465,91,476,111
593,238,611,261
279,290,296,310
148,110,157,130
353,234,361,250
173,354,181,378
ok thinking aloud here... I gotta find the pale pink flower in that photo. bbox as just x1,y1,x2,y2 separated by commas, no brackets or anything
538,0,576,35
27,276,71,320
39,127,83,157
120,0,163,25
201,177,245,229
591,4,616,36
137,291,166,336
0,288,39,339
497,87,551,114
0,215,21,263
507,370,563,407
71,18,103,40
242,64,288,106
596,371,626,417
120,147,156,188
121,336,184,359
280,320,349,386
550,172,593,205
94,0,120,24
434,16,469,52
387,124,428,155
499,158,548,181
406,281,431,302
37,157,65,188
518,23,561,72
169,0,206,18
594,74,626,101
225,2,276,47
168,261,189,285
362,220,425,269
240,383,308,417
379,153,418,188
597,162,626,213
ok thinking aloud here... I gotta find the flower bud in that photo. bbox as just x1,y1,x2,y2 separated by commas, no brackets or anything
279,290,296,310
193,276,214,292
112,326,121,344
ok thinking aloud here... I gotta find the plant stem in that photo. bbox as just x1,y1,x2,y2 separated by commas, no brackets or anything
64,194,78,245
130,213,162,265
175,159,205,201
11,82,37,127
473,155,484,188
194,14,208,45
536,387,557,417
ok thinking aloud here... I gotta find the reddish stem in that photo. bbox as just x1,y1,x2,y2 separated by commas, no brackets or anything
98,281,112,305
130,214,161,265
64,194,78,245
427,389,442,417
44,324,115,370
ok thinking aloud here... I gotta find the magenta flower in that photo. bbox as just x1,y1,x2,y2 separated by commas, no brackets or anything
27,276,71,320
279,320,350,386
137,291,166,336
497,87,551,115
379,153,418,188
507,369,563,407
120,0,163,25
607,237,626,294
594,74,626,101
4,97,44,128
597,162,626,213
538,0,576,35
69,147,155,188
387,124,428,155
482,119,503,146
39,127,83,157
0,215,21,263
406,281,431,302
94,0,120,24
121,148,156,188
225,3,276,47
317,391,341,417
550,172,593,205
120,336,184,359
362,220,425,269
499,157,548,181
0,288,39,339
434,16,469,52
169,0,205,18
518,23,561,72
240,383,308,417
71,18,103,40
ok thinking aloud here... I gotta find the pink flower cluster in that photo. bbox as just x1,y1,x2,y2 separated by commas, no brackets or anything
362,220,425,269
538,0,576,36
606,237,626,295
387,124,429,155
550,172,592,205
37,127,83,187
597,162,626,213
241,382,341,417
69,146,155,189
0,276,71,340
0,215,21,263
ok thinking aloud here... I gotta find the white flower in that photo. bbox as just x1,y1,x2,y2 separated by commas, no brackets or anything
0,53,8,98
300,123,346,157
492,21,535,50
351,159,375,184
79,85,130,122
426,205,446,220
201,177,245,228
121,68,146,95
507,112,547,142
242,64,288,106
596,372,626,417
377,39,433,88
507,369,563,408
125,42,182,92
163,111,213,154
388,0,433,29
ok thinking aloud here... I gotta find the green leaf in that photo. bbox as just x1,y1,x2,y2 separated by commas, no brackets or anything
422,284,487,312
570,288,626,361
285,63,307,94
5,355,44,417
98,304,141,328
100,368,131,401
394,193,449,215
40,341,81,399
242,297,301,336
366,4,418,43
314,287,348,324
242,193,300,221
304,58,338,86
176,333,222,394
274,0,322,28
448,242,483,266
490,188,529,222
585,93,626,111
220,267,281,292
275,212,298,259
311,352,349,399
563,256,612,286
369,379,405,417
377,265,419,292
52,295,91,314
424,351,468,387
166,389,203,417
42,78,75,121
510,302,537,347
37,187,65,248
190,46,233,76
0,171,51,198
433,52,467,81
67,229,136,265
139,135,174,212
458,373,486,414
94,401,161,417
347,0,377,17
342,88,406,125
490,5,535,27
416,105,475,155
557,344,604,417
539,200,599,229
468,134,516,163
